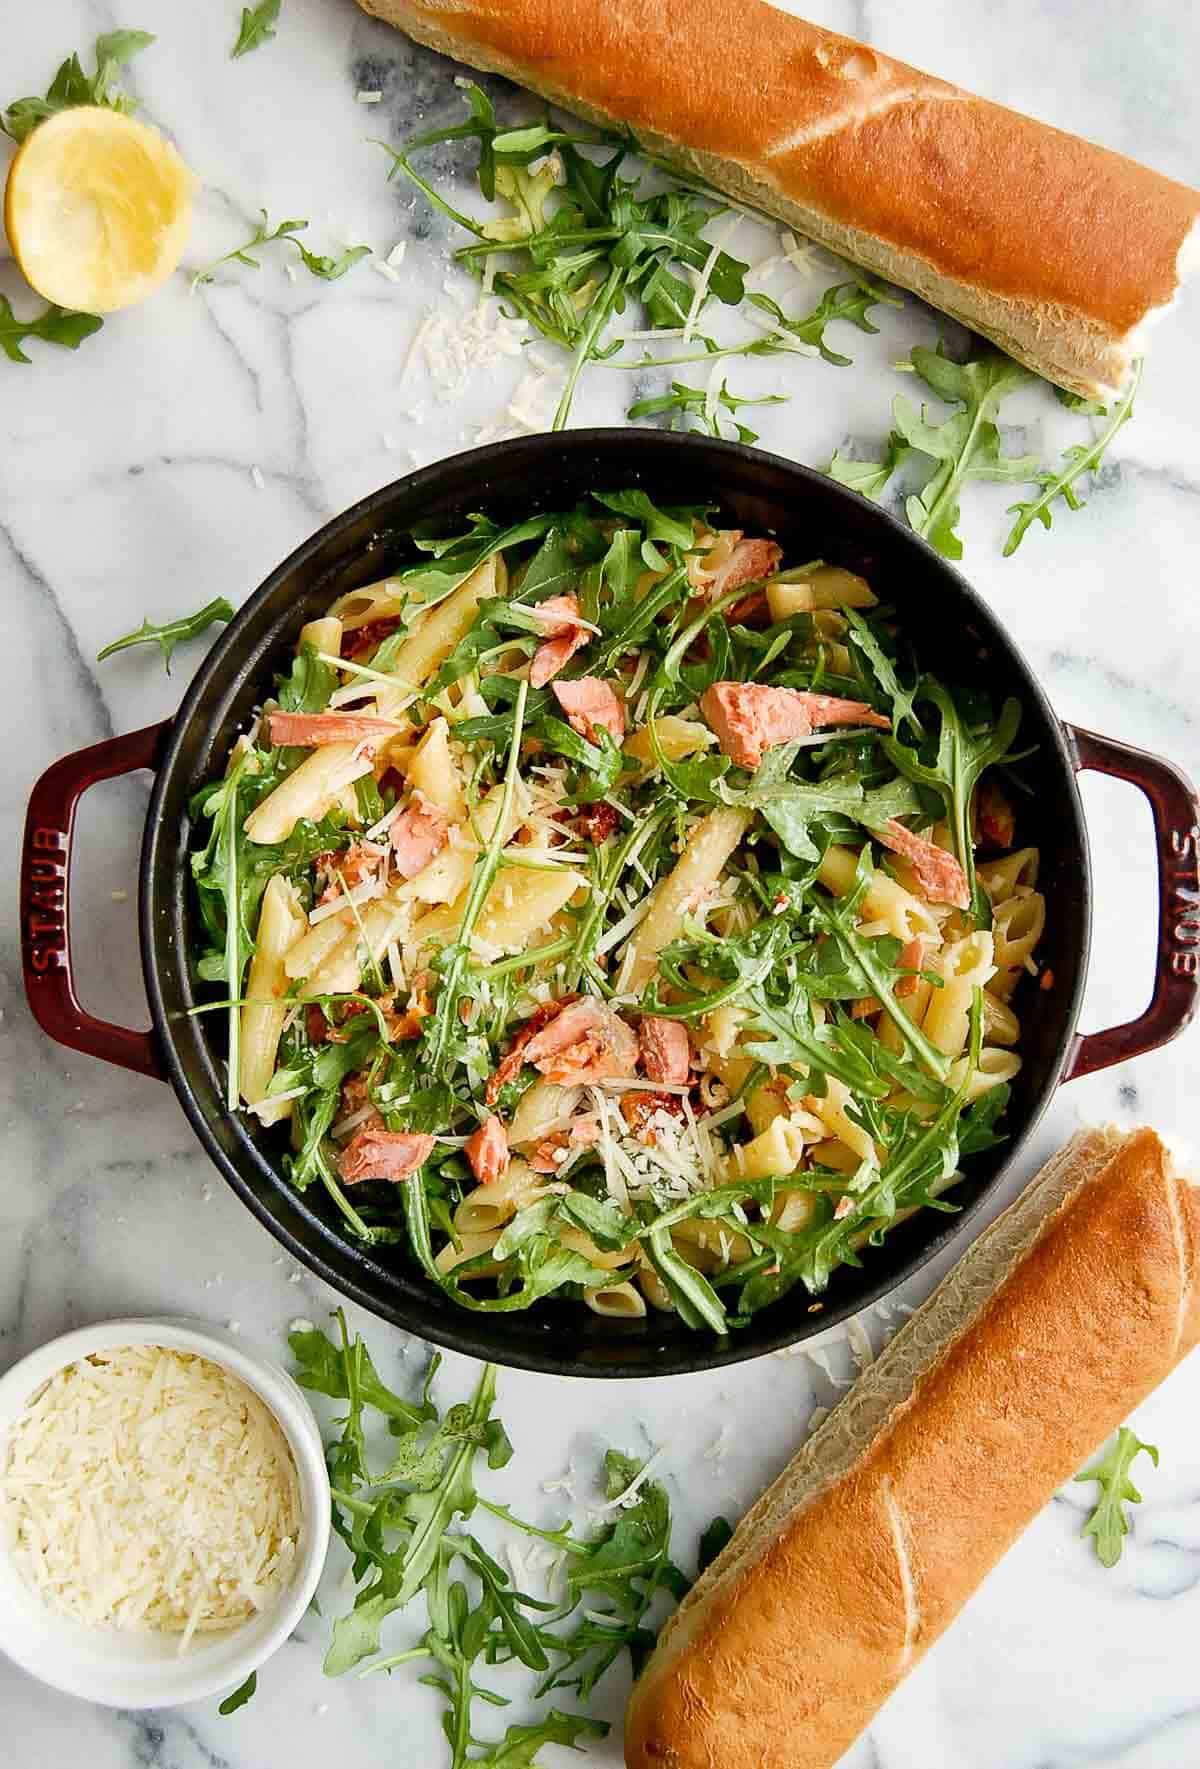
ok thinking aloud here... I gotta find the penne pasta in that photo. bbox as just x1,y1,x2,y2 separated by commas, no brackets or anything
406,716,466,819
436,1230,502,1278
950,1045,1022,1101
244,742,369,845
922,931,997,1058
585,1281,647,1319
818,844,940,942
397,779,530,909
622,807,751,991
414,865,585,962
382,555,504,691
978,846,1040,901
992,891,1046,971
328,577,407,631
239,876,306,1123
623,715,715,771
766,565,876,620
453,1160,546,1235
299,615,343,656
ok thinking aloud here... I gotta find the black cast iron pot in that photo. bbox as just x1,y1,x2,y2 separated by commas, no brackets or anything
20,432,1200,1375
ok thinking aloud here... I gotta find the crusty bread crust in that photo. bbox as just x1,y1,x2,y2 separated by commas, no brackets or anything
353,0,1200,397
622,1128,1199,1769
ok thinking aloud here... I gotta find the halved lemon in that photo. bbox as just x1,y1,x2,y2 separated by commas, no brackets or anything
4,106,196,313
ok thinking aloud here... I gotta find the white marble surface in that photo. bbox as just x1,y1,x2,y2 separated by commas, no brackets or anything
3,2,1200,1765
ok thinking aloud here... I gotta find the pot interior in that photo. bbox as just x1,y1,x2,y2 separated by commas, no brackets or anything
143,432,1089,1375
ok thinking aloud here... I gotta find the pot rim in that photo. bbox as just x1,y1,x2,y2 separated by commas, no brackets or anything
138,429,1092,1376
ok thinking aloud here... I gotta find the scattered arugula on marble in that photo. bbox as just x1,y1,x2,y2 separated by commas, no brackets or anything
748,279,900,367
218,1669,258,1715
627,378,787,443
287,1311,687,1763
232,0,283,59
97,596,235,670
1003,358,1141,554
0,28,155,142
828,344,1140,561
0,296,103,365
1074,1427,1159,1568
374,79,900,430
192,209,370,288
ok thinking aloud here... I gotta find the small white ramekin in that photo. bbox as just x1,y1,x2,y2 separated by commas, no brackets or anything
0,1316,330,1708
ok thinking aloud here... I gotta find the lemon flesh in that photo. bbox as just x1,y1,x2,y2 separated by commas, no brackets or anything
5,105,196,313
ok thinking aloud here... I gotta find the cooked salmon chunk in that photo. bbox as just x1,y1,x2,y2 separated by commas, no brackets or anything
338,1128,435,1184
875,820,971,909
699,682,891,770
552,676,626,742
390,797,450,879
524,997,639,1085
267,711,404,747
638,1015,691,1084
465,1114,509,1184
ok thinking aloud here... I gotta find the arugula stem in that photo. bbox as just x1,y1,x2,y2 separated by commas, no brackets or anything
358,1647,433,1676
222,762,245,1112
1003,358,1142,556
427,680,528,1075
911,401,989,548
553,264,627,430
373,142,489,238
471,936,572,979
476,1498,591,1555
563,806,671,990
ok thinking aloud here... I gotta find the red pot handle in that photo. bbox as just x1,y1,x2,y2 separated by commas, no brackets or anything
21,723,169,1080
1063,724,1200,1080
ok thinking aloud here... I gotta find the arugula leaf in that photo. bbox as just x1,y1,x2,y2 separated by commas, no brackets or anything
843,609,924,738
749,274,898,367
470,1712,607,1765
1,29,154,142
0,296,103,365
289,1312,435,1438
193,209,370,287
726,740,921,864
217,1669,257,1714
1074,1428,1159,1568
324,1363,507,1674
881,680,1023,923
892,346,1038,560
538,1450,686,1698
645,1222,728,1335
1055,384,1109,417
627,378,786,444
398,514,558,619
740,993,984,1310
298,1318,688,1760
827,431,916,500
232,0,282,58
592,489,696,550
97,596,234,670
807,853,951,1081
276,639,337,713
1004,359,1141,555
697,1516,733,1575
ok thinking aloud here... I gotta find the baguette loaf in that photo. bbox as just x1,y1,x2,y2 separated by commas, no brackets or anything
354,0,1200,399
624,1127,1199,1769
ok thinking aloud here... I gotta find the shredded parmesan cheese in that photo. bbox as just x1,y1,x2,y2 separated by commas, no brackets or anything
0,1346,300,1643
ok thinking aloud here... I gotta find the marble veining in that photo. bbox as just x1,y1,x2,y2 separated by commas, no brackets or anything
2,1,1199,1765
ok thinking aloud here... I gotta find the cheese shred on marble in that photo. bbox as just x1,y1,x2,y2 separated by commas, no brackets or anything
0,1345,300,1641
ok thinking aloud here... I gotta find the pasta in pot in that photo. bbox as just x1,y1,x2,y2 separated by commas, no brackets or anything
190,491,1045,1335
